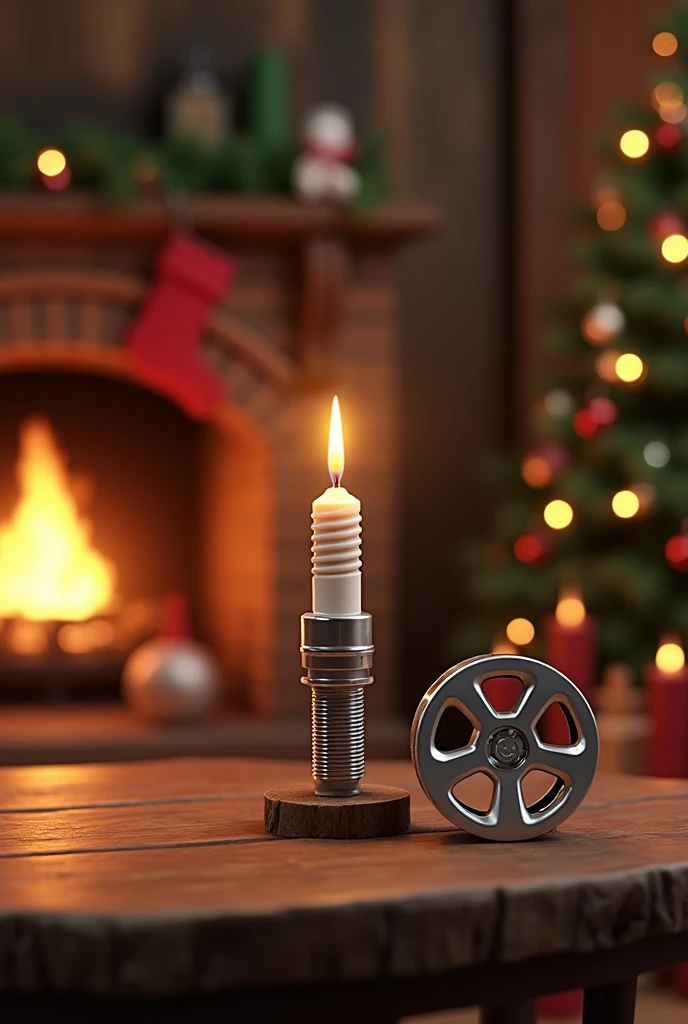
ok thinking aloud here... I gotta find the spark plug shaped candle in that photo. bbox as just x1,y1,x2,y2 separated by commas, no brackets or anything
311,396,362,616
302,396,373,796
264,396,410,837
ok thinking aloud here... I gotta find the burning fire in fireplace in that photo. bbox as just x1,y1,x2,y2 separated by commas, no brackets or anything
0,418,158,680
0,417,116,622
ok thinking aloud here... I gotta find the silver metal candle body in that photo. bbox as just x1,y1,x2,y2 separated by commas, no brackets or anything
301,611,374,795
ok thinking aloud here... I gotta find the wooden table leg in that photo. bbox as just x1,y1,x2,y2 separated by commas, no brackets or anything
480,1002,537,1024
583,978,638,1024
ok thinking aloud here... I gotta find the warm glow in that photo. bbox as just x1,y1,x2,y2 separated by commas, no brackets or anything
58,618,116,654
521,454,552,488
36,148,67,177
652,81,683,109
615,352,645,383
327,395,345,486
597,200,626,231
612,489,640,518
492,633,517,655
543,499,573,530
0,418,115,621
596,350,621,382
619,129,650,158
556,585,586,628
656,639,685,673
653,31,679,57
661,233,688,263
506,617,535,646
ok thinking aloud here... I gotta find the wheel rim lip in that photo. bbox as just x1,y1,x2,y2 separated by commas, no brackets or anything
411,654,599,841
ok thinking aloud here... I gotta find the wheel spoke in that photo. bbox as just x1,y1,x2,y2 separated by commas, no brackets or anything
452,679,500,729
493,771,526,831
427,744,488,795
513,682,564,733
529,741,584,782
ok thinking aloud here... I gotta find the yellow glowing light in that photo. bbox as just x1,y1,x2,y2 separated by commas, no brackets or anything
327,394,345,486
612,489,640,518
615,352,645,383
619,129,650,159
555,585,586,628
653,31,679,57
36,148,67,177
0,418,115,621
661,233,688,263
521,454,552,488
597,200,626,231
656,639,685,673
506,617,535,646
543,499,574,530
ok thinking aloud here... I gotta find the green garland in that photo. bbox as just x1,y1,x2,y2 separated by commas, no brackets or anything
0,116,392,210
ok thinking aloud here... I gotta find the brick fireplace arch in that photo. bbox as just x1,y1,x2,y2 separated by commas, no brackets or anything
0,195,436,761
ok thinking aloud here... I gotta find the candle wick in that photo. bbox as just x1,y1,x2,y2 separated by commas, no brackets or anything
330,471,343,488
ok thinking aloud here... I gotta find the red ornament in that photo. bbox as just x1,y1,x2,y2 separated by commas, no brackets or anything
650,209,686,241
666,534,688,571
126,232,237,420
656,123,683,148
588,396,618,426
514,534,550,564
573,408,598,438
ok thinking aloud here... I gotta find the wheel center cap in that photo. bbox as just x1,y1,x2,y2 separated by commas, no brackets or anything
487,727,528,769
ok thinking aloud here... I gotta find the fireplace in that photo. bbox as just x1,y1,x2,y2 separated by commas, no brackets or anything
0,194,436,762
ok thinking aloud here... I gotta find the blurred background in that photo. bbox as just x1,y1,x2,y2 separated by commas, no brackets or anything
4,2,688,1018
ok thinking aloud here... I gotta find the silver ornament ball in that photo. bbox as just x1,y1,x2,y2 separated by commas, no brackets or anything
122,637,221,723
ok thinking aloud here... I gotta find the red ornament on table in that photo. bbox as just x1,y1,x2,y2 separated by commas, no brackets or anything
542,585,596,744
126,232,237,421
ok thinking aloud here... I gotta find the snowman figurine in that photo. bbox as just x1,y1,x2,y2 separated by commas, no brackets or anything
292,103,361,205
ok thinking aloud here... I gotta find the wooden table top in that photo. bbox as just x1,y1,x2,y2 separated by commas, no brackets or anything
1,757,688,999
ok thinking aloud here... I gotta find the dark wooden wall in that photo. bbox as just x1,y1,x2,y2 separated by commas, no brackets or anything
0,0,510,716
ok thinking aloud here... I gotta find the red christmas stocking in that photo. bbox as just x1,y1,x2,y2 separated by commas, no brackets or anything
126,232,237,420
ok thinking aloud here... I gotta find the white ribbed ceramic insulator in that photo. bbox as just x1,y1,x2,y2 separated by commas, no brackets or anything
311,504,362,615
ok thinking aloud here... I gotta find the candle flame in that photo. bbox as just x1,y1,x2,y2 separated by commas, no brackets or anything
656,635,685,673
327,395,345,487
555,583,586,628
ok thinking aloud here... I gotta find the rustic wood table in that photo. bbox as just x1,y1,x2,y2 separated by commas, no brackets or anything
1,758,688,1023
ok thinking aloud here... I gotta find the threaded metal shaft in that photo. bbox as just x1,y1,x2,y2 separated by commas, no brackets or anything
311,686,365,796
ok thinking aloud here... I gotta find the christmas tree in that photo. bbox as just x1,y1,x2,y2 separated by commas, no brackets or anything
460,6,688,683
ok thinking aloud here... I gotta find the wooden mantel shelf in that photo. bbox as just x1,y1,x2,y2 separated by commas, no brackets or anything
0,193,440,244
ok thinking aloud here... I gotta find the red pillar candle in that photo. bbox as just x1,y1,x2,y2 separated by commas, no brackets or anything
543,586,596,744
647,637,688,778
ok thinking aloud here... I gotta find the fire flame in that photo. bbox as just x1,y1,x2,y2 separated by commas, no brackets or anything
328,395,345,487
0,418,115,621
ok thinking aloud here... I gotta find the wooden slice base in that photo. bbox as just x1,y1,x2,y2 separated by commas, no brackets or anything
264,784,411,839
